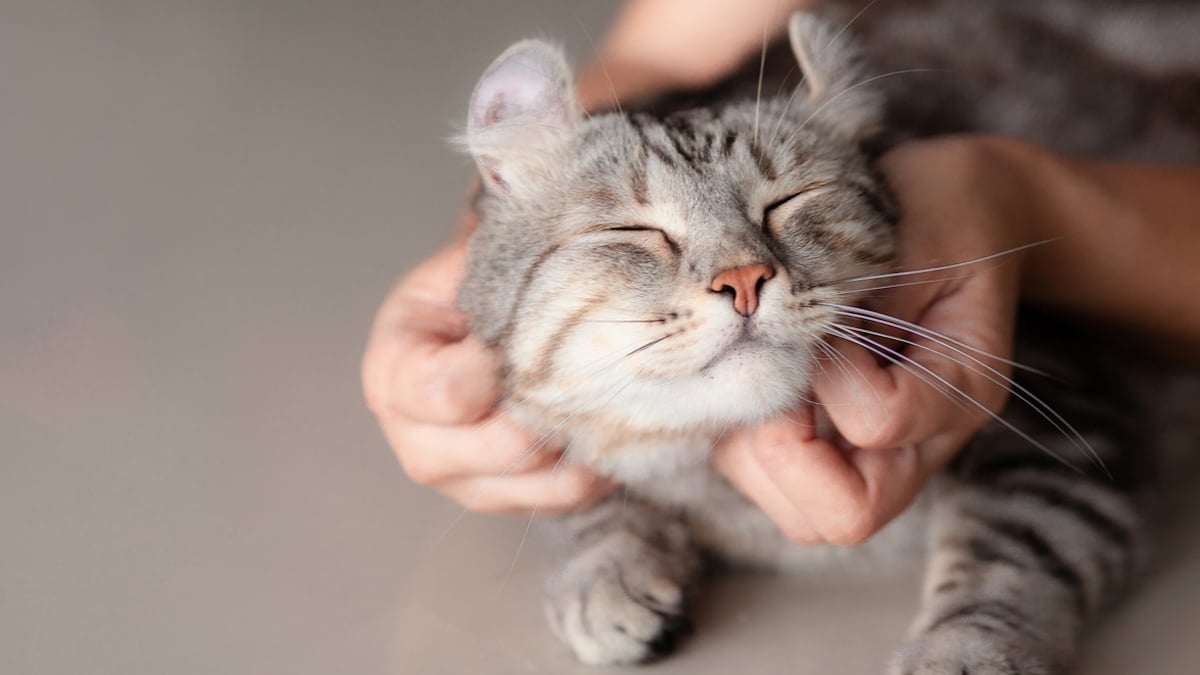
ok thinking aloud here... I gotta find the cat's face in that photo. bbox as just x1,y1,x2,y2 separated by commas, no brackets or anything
459,18,895,438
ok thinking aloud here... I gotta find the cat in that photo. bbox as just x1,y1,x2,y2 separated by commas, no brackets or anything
454,3,1199,673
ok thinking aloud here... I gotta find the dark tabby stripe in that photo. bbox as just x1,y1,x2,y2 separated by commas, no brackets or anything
521,298,602,388
500,243,562,345
993,476,1135,551
630,150,651,205
721,130,738,157
969,512,1088,613
701,130,717,162
628,114,678,169
964,535,1030,572
926,600,1030,638
665,128,703,170
585,185,625,211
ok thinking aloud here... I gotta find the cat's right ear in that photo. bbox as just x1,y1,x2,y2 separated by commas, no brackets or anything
462,40,579,195
787,13,883,142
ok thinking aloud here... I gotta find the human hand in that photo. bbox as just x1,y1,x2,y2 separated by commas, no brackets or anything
714,136,1037,544
362,237,612,514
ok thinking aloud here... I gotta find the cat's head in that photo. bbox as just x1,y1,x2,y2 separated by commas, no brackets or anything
457,15,895,439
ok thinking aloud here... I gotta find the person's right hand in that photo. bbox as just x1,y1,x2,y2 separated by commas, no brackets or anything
361,237,612,514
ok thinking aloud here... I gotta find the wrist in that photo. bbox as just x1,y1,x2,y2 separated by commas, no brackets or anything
880,135,1047,275
991,140,1140,312
931,135,1096,287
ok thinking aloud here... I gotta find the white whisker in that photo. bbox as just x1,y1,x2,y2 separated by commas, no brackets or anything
784,68,948,144
826,324,970,415
826,324,1083,473
753,12,769,144
826,0,883,52
839,322,1107,475
824,271,979,296
574,16,623,116
825,302,1051,378
814,336,885,411
818,240,1056,288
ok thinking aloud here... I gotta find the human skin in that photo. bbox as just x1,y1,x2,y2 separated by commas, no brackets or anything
363,0,1200,535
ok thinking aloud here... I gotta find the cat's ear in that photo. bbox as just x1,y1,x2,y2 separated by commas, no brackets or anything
787,13,883,142
463,40,579,194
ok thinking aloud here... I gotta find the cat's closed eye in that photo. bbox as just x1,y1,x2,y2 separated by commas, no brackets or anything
761,180,835,226
587,224,680,253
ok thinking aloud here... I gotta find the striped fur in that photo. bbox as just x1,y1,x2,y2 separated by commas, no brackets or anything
457,3,1199,671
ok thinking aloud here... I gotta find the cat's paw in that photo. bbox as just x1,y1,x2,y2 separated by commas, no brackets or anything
888,628,1058,675
545,543,694,665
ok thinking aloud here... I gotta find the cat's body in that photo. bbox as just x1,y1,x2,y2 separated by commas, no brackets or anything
456,2,1199,672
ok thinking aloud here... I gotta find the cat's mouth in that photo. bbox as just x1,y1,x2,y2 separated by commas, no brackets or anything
697,329,768,374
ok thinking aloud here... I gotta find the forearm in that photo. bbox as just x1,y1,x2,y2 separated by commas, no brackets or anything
577,0,817,109
1007,139,1200,356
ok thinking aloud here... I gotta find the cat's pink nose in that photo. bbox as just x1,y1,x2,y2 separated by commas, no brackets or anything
710,264,775,316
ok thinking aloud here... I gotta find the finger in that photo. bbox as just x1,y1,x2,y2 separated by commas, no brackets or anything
363,245,503,425
713,426,821,545
381,412,560,486
440,464,615,515
363,326,501,425
816,279,1015,450
741,416,923,545
377,330,503,425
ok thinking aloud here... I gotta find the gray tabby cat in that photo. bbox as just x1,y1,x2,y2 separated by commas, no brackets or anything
455,2,1199,673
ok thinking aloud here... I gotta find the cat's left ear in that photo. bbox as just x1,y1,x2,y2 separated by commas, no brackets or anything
788,13,883,142
463,40,580,195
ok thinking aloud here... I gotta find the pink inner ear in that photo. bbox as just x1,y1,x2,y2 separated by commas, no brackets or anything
472,55,556,129
483,94,508,126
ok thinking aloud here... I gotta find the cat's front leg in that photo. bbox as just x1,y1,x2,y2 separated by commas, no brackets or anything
889,468,1146,675
544,493,701,665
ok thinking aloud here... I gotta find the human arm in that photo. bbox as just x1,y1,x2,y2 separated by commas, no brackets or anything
575,0,815,110
1021,146,1200,360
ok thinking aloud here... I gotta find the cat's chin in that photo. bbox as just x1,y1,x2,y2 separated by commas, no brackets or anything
549,345,814,482
691,343,813,423
597,342,814,433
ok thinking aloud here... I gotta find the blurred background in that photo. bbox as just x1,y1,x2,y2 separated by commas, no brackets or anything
2,2,1197,674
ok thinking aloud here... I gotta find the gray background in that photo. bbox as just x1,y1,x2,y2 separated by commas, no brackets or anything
2,2,1197,674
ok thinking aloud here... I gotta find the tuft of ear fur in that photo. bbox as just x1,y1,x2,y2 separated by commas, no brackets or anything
461,40,579,194
787,13,883,142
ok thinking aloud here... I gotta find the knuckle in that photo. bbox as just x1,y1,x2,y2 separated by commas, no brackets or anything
362,380,393,418
821,505,879,547
361,342,410,420
397,451,443,486
426,376,473,422
841,414,908,450
425,370,497,425
551,468,598,505
754,431,797,462
778,518,820,545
